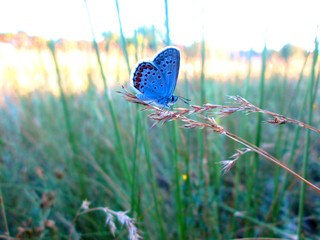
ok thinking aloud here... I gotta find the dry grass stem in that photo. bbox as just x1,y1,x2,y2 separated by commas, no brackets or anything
118,89,320,195
118,88,320,135
68,200,142,240
219,148,252,175
229,96,320,133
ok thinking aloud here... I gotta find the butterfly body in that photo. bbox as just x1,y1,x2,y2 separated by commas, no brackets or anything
130,46,181,108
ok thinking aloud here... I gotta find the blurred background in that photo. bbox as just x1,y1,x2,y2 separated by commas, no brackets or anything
0,0,320,239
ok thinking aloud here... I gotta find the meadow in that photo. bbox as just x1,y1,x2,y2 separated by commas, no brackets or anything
0,22,320,240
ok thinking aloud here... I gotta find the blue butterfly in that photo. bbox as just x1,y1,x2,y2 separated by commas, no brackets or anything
130,46,188,109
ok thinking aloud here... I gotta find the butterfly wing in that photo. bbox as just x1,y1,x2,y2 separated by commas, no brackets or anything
131,61,167,101
152,46,180,98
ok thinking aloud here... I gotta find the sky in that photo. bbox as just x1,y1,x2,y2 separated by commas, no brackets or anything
0,0,319,51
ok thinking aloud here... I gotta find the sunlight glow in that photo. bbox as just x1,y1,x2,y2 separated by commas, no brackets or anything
0,0,319,51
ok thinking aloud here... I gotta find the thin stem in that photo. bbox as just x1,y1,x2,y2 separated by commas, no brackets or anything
225,96,320,134
47,41,77,158
248,42,267,234
223,131,320,194
68,207,82,240
172,123,185,240
256,108,320,134
84,0,130,182
298,35,319,238
164,0,170,45
0,188,9,237
142,118,166,239
114,0,131,74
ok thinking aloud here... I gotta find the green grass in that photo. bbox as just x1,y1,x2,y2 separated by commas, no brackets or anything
1,62,320,239
298,36,319,239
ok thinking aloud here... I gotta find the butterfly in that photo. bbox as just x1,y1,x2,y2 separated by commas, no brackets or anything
130,46,189,109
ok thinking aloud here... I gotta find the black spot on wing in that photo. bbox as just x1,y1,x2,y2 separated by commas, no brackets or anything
131,60,166,95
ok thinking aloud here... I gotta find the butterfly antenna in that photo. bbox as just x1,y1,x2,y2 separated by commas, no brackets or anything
178,96,191,105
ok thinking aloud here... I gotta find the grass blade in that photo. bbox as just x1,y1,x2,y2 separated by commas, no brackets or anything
84,0,130,182
297,35,318,238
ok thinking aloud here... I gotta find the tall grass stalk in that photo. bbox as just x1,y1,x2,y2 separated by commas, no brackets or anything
312,59,320,103
130,34,142,220
114,0,131,75
0,188,9,237
232,48,253,235
197,34,207,179
268,51,290,231
0,124,8,237
289,52,310,106
164,0,170,45
254,41,267,164
256,42,267,133
200,37,206,105
47,41,88,199
265,52,310,225
246,40,267,236
141,118,166,239
171,122,185,240
181,122,192,237
297,36,318,238
114,0,145,220
181,67,192,237
244,49,253,99
48,41,77,160
130,109,141,218
163,3,185,238
84,0,130,181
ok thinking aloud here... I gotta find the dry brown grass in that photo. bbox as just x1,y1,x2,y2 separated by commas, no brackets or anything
118,87,320,195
